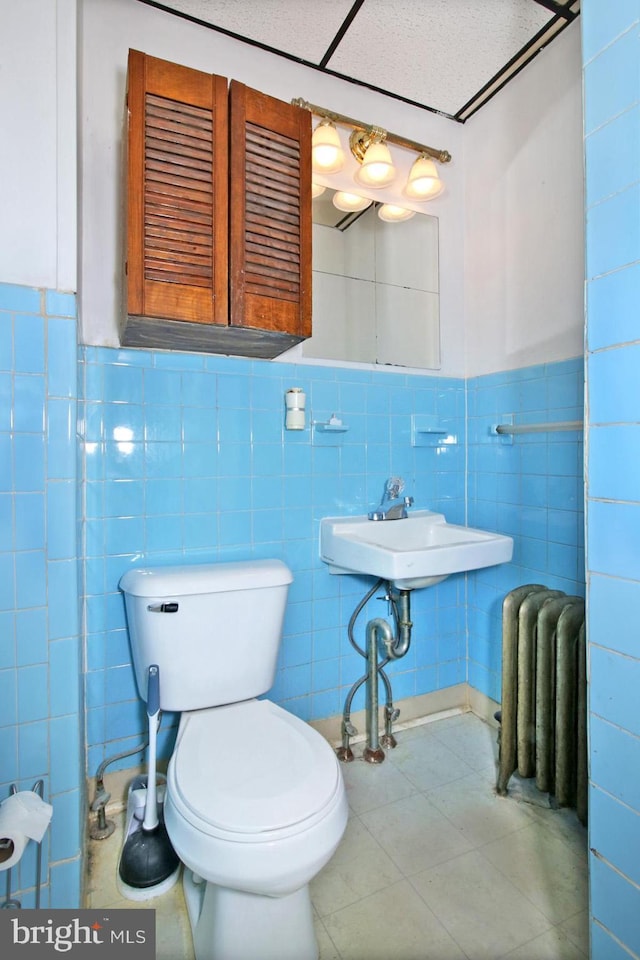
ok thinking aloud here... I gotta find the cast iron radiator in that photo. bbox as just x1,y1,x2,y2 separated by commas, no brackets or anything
496,584,587,825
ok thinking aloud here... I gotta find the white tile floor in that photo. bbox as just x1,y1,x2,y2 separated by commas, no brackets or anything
86,711,589,960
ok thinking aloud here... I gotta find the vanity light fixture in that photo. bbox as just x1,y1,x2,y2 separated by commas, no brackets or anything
351,130,396,188
311,119,345,174
378,204,416,222
332,191,372,212
294,97,451,201
311,182,326,198
404,153,445,200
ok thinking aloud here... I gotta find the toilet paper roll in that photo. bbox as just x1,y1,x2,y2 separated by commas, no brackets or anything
0,828,28,872
0,792,53,871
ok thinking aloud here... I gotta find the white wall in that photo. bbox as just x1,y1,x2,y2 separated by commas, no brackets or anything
0,0,77,291
3,0,581,378
463,22,584,377
78,0,466,376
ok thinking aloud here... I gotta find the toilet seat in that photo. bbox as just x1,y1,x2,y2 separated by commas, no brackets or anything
169,699,342,842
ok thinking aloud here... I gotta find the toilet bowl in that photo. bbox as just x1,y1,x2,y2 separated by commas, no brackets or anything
165,699,347,896
120,560,348,960
164,699,348,960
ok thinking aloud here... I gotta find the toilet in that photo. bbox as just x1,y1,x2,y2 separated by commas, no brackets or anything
120,560,348,960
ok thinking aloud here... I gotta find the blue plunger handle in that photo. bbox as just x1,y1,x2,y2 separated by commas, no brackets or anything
147,664,160,716
143,665,160,832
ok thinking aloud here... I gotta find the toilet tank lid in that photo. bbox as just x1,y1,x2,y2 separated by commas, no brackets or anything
120,559,293,598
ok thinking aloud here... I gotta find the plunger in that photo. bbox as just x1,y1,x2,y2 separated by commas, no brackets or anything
118,665,179,889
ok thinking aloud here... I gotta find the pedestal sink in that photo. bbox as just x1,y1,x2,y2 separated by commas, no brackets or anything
320,510,513,589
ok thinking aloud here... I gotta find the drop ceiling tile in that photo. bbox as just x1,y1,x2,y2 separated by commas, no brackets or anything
142,0,576,119
156,0,355,64
326,0,554,116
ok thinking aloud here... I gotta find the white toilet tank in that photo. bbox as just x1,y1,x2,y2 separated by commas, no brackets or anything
120,560,293,711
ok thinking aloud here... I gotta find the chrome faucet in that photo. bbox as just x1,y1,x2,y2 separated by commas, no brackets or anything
368,477,414,521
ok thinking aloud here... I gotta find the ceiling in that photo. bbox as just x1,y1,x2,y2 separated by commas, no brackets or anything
137,0,580,122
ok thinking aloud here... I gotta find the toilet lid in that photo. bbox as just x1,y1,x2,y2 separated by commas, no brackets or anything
171,700,341,836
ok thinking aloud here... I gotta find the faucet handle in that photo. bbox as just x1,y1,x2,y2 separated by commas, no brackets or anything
385,476,405,499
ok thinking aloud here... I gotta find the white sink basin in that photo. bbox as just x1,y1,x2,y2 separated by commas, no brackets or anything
320,510,513,590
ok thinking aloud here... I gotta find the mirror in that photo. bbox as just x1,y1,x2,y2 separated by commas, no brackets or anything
304,190,440,368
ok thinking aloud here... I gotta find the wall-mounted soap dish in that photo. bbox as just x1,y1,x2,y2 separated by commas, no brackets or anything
313,415,348,434
411,414,452,447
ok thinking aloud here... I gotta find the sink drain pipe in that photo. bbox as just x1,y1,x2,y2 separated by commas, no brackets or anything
337,582,413,763
379,589,413,661
338,579,396,761
363,618,395,763
363,589,413,763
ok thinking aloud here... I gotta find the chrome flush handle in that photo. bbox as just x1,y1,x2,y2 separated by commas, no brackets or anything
147,602,179,613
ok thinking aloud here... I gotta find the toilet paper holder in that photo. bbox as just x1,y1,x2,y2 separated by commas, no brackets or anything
1,780,45,910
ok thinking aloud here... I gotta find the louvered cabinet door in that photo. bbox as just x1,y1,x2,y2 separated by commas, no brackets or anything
126,50,228,328
229,82,311,340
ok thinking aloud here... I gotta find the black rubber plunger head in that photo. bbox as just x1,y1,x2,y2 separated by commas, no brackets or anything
119,818,180,889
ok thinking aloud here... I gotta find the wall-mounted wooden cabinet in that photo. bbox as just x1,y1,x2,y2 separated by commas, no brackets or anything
122,50,311,359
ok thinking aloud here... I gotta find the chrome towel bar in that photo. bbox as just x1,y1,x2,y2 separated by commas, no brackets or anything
494,419,583,436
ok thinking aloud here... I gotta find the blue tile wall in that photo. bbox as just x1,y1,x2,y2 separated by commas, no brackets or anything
465,359,585,702
81,344,586,770
0,283,81,909
3,298,590,915
79,346,467,775
583,2,640,957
